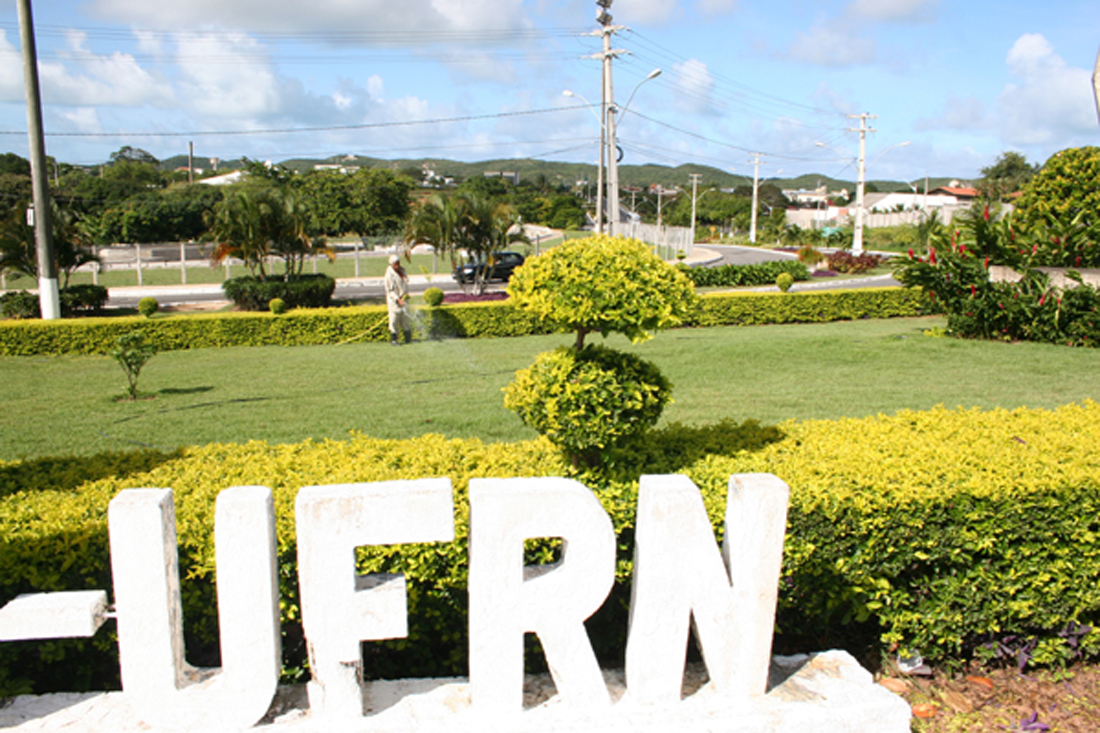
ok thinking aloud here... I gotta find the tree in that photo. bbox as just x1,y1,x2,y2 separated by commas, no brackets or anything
0,203,100,287
109,146,159,165
979,151,1038,202
1013,147,1100,229
205,186,330,279
507,235,696,349
344,168,414,236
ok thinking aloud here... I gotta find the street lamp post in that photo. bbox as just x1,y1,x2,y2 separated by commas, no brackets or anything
607,68,661,236
563,89,605,234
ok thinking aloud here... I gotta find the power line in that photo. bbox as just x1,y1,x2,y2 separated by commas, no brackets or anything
0,105,587,138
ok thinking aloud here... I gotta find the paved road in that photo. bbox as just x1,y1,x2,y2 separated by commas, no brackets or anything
99,242,899,308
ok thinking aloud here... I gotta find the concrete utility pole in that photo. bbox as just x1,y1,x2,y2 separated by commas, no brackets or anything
748,153,764,244
188,141,194,184
595,0,625,237
16,0,59,319
848,113,876,256
1093,47,1100,124
689,174,702,244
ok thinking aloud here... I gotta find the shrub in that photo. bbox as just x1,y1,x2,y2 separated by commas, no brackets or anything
1014,146,1100,229
0,291,38,319
3,405,1100,694
422,287,444,307
508,235,696,349
503,345,671,465
677,259,809,288
222,273,335,311
110,330,157,400
137,297,159,318
797,245,824,266
776,272,794,293
826,250,883,274
268,298,288,315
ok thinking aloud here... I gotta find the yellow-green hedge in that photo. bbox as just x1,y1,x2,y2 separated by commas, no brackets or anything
0,288,928,356
3,403,1099,693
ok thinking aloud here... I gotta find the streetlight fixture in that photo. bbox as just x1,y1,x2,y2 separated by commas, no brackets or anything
563,89,606,234
606,68,661,236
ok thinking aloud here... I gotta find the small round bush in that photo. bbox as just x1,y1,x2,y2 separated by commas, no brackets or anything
268,298,288,315
137,297,159,318
423,287,445,307
776,272,794,293
504,344,671,464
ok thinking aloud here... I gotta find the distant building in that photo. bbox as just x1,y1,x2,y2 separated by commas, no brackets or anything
198,170,246,186
485,171,520,186
928,186,979,202
864,192,960,213
313,163,361,174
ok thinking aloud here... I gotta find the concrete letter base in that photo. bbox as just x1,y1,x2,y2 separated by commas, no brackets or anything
0,650,909,731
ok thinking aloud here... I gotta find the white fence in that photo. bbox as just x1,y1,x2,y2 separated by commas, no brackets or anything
609,221,694,260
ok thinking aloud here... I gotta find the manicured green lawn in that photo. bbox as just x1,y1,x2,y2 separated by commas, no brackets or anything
1,315,1097,461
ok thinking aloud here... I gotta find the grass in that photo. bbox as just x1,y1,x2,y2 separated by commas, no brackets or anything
2,316,1099,462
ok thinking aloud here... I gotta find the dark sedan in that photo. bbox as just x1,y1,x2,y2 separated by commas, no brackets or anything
452,251,526,284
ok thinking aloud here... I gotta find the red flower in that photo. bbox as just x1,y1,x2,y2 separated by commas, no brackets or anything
984,257,990,268
983,205,990,221
1076,256,1082,267
970,285,977,296
1039,293,1046,305
1032,244,1038,255
929,247,937,264
908,248,914,259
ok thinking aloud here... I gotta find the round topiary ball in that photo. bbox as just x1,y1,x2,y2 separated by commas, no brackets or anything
137,297,159,318
776,272,795,293
423,287,445,307
269,297,288,315
504,344,671,465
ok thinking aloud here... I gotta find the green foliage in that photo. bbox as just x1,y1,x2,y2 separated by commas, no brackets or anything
508,235,697,348
268,298,287,315
137,297,159,318
893,210,1100,346
221,273,335,311
110,330,156,400
677,259,809,288
776,272,794,293
979,151,1038,202
503,345,671,464
3,404,1100,691
0,204,101,287
1014,146,1100,229
422,287,444,307
0,287,926,356
0,290,39,319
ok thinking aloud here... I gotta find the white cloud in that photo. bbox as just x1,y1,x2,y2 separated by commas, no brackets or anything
41,31,175,107
88,0,530,36
696,0,738,18
0,31,25,100
846,0,938,23
613,0,680,25
996,33,1096,146
788,20,876,67
670,59,717,115
915,95,994,131
173,32,283,118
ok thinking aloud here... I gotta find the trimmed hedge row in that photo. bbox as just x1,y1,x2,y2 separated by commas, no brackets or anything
676,259,810,288
2,403,1099,695
0,288,929,356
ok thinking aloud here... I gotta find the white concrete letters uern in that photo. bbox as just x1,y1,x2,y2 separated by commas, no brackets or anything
625,473,790,705
468,477,616,713
107,486,281,732
295,479,455,722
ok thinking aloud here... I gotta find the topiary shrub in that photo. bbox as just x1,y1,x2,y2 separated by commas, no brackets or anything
423,287,444,307
268,298,287,315
776,272,794,293
137,297,159,318
222,274,335,311
503,344,671,466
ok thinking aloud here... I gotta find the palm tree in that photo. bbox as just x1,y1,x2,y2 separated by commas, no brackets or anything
206,187,331,279
0,203,100,287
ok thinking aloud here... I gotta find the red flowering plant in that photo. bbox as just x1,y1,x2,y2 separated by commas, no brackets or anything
893,208,1100,346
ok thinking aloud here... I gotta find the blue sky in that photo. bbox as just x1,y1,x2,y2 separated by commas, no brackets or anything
0,0,1098,183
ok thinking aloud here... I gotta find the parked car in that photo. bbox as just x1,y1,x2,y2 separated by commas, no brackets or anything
452,251,526,284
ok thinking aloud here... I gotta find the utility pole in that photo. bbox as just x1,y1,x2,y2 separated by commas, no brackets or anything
848,112,876,255
689,174,702,245
748,153,764,244
595,0,624,237
188,141,194,184
1093,47,1100,124
17,0,59,319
